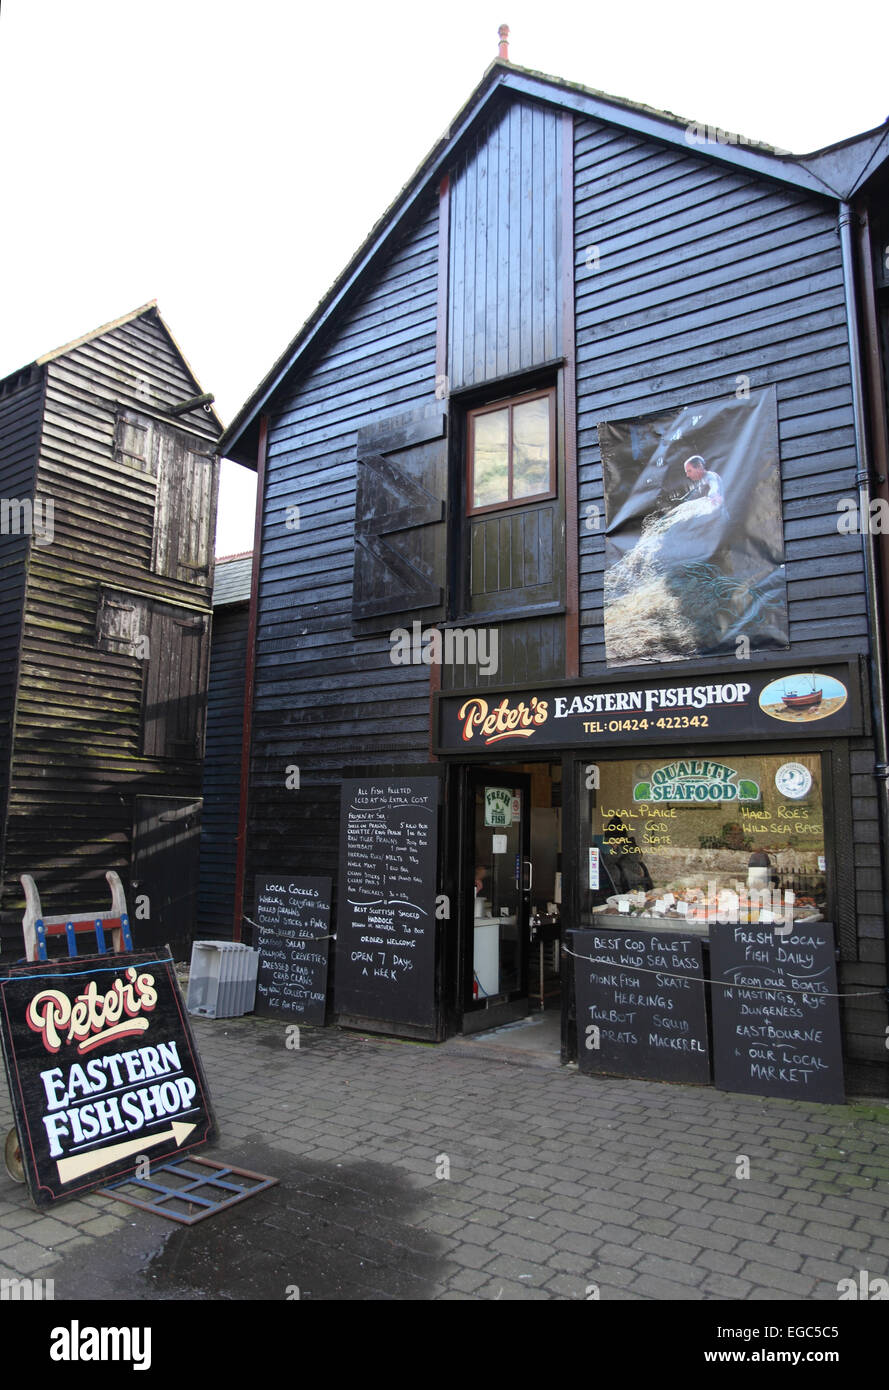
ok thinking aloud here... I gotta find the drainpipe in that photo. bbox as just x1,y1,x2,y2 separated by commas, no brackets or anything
838,203,889,970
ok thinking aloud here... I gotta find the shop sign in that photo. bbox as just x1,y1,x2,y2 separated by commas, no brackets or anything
633,760,760,804
571,928,710,1085
759,673,847,724
335,778,439,1029
437,663,857,752
253,875,331,1025
0,952,216,1207
484,788,515,826
710,921,844,1103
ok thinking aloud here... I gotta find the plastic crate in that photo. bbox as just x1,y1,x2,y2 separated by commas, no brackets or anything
186,941,259,1019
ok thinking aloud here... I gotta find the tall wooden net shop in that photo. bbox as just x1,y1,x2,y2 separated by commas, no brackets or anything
222,50,889,1101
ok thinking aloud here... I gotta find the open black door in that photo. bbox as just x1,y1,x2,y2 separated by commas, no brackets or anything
460,766,531,1033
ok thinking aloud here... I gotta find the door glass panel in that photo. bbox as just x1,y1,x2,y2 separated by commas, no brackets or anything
472,408,509,508
471,784,523,1003
512,396,550,498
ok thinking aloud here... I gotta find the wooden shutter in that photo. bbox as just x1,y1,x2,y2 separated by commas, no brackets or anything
151,424,216,583
96,588,148,655
113,410,158,476
352,404,447,632
142,603,211,760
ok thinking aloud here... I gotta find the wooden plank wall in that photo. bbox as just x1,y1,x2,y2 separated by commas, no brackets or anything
242,98,885,1058
571,116,884,1060
0,368,43,888
0,312,219,949
448,100,562,390
573,118,864,668
197,603,249,937
844,741,888,1061
441,99,566,691
246,198,440,894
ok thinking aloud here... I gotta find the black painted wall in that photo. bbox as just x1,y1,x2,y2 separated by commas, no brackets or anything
243,90,887,1058
197,602,249,938
245,197,440,906
0,367,43,895
571,116,883,1060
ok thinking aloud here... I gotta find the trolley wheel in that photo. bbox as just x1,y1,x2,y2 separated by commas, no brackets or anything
4,1125,25,1183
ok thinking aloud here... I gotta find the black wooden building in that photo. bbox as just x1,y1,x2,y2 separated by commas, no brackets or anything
221,57,889,1086
196,551,252,939
0,303,221,956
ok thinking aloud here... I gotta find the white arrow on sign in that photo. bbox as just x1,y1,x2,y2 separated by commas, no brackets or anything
56,1120,195,1184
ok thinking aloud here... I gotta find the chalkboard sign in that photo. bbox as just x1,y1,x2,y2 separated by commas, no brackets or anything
0,951,216,1206
570,928,710,1083
710,921,844,1103
253,874,331,1024
336,778,438,1029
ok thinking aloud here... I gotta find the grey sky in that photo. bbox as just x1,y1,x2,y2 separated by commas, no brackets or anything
1,0,885,555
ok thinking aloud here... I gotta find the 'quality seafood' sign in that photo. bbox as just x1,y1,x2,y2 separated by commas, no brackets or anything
0,951,216,1206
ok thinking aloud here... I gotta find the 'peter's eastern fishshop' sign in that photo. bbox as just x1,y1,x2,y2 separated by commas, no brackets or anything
0,952,216,1206
437,664,858,752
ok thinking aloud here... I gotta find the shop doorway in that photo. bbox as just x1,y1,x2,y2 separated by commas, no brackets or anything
460,762,563,1039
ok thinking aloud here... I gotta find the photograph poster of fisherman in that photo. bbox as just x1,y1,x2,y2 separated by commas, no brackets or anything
598,387,789,666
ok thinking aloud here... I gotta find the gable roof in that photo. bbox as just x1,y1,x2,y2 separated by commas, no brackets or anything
220,58,889,467
2,301,224,435
35,300,161,366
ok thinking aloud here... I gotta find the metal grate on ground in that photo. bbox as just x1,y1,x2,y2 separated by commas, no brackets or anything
98,1155,277,1224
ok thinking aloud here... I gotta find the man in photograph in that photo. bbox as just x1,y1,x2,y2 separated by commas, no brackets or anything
681,454,724,512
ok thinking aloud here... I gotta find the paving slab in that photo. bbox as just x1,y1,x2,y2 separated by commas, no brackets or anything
0,1014,886,1304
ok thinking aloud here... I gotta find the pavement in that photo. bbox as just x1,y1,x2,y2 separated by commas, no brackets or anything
1,1011,889,1302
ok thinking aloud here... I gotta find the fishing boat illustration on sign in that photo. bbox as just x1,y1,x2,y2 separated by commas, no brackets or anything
780,673,822,710
759,672,847,723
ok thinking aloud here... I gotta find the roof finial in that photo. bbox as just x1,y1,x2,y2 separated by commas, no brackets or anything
498,24,510,61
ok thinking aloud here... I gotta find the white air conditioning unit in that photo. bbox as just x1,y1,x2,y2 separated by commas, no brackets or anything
186,941,259,1019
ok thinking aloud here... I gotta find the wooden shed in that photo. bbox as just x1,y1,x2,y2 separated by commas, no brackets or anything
0,303,221,956
221,55,889,1091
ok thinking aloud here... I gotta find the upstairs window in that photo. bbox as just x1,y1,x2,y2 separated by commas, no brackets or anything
467,388,555,514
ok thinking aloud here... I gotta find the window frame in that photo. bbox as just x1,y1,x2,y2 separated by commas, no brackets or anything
466,386,557,516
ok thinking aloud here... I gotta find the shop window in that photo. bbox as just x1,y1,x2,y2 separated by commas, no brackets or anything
577,753,828,928
467,388,555,515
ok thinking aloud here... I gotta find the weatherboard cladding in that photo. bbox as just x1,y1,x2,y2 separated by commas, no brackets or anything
0,371,43,884
572,115,864,670
439,98,566,690
246,196,440,887
197,603,249,937
245,94,884,1057
568,117,883,1058
0,311,218,947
